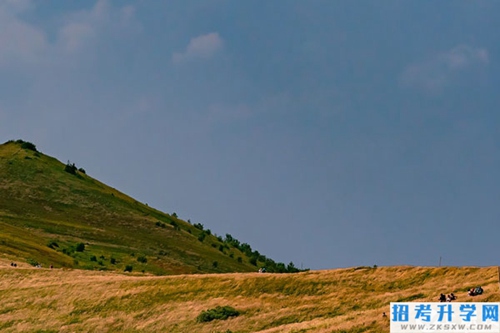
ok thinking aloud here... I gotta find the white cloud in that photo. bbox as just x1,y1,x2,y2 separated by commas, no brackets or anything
444,45,489,69
400,45,489,92
172,32,224,64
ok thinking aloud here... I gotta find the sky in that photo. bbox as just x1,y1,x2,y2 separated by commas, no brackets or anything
1,0,499,270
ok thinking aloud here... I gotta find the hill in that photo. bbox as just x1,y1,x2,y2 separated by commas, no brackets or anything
0,261,498,332
0,139,293,275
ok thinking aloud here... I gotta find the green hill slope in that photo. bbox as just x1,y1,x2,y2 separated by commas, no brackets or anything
0,140,270,274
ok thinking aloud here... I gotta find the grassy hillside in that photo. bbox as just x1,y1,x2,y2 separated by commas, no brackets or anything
0,140,276,274
0,260,498,332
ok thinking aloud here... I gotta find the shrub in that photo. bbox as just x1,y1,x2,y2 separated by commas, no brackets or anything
137,255,147,263
198,232,206,242
212,261,218,268
65,161,77,175
90,255,97,262
249,257,257,266
47,240,59,249
170,221,180,230
239,243,252,255
27,258,39,267
193,223,204,231
21,141,38,152
78,167,86,174
155,221,166,228
124,265,133,272
75,243,85,252
110,257,116,264
196,306,240,323
237,257,242,263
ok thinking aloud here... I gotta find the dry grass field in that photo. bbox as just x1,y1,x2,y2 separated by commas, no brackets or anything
1,258,498,333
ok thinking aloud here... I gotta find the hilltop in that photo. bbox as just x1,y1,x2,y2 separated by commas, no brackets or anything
0,140,297,275
0,262,498,332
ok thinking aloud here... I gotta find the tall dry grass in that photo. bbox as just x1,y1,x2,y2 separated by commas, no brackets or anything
0,258,498,332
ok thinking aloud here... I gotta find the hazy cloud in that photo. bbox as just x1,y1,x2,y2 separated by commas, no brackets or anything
0,4,47,67
400,45,489,92
0,0,138,66
57,0,138,54
0,0,34,13
172,32,223,64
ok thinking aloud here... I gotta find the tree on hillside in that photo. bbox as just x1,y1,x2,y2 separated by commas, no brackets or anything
287,262,299,273
64,161,77,175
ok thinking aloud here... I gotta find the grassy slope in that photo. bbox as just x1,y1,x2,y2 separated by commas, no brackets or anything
0,260,498,332
0,141,259,274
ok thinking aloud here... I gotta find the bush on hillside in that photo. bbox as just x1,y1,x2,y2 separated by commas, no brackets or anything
155,221,166,228
21,141,38,152
170,221,180,230
137,255,147,263
47,240,59,249
196,306,240,323
249,257,257,266
27,258,40,267
124,265,133,272
75,242,85,252
287,261,299,273
65,161,77,175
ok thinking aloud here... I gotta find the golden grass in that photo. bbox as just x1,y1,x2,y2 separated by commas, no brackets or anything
0,258,498,333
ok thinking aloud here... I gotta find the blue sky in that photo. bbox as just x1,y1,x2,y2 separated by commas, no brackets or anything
1,0,499,269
